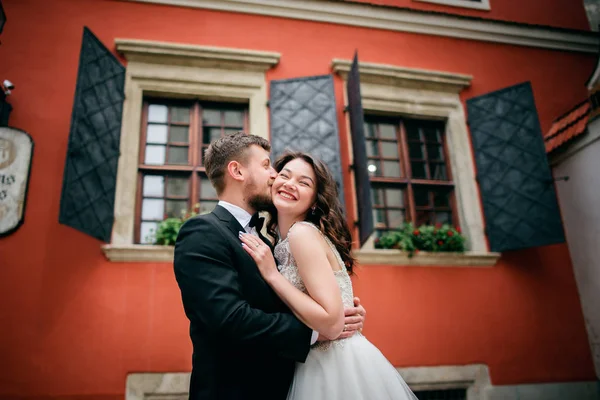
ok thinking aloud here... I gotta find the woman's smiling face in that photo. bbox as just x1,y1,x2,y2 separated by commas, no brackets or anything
271,158,318,218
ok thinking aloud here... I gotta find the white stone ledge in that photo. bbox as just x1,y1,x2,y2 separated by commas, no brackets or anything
332,59,472,93
102,244,500,266
115,39,281,71
355,249,500,267
102,244,175,263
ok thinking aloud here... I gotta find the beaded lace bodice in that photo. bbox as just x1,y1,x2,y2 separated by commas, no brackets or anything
274,221,355,350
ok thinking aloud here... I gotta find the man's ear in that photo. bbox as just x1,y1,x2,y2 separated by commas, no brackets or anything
227,160,245,182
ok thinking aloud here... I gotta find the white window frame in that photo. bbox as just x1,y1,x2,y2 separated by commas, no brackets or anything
414,0,491,11
102,39,279,262
332,59,499,267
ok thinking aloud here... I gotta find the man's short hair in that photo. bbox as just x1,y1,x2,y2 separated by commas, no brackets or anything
204,132,271,194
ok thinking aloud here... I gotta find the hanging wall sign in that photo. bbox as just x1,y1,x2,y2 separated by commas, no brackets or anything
0,127,33,236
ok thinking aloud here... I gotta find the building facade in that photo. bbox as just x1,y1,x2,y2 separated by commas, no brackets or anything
0,0,598,399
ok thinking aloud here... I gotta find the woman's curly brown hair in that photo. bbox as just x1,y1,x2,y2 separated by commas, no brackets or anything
266,151,355,275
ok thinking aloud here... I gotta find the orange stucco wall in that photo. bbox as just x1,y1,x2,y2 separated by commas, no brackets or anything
0,0,596,398
349,0,591,30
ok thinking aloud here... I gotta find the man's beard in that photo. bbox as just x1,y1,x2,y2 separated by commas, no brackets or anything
244,178,273,211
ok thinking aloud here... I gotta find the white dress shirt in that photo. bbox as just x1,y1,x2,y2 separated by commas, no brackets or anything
217,201,319,345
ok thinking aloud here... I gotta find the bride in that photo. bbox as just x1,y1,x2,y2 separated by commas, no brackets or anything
239,151,417,400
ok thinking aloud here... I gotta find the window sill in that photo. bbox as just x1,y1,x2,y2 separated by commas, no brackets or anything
102,244,174,263
354,249,500,267
102,244,500,266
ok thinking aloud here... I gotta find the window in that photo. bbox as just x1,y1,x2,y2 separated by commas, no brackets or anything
136,99,248,243
414,389,467,400
414,0,490,11
365,117,456,236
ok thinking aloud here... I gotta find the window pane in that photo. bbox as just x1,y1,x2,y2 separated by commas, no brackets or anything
166,177,189,197
379,124,396,139
427,144,443,160
381,142,399,158
203,109,221,125
416,210,431,226
382,161,401,178
386,188,404,207
168,147,189,165
366,140,379,157
199,201,218,214
388,210,405,228
411,161,427,178
171,106,190,123
140,222,158,244
166,200,188,218
148,104,168,123
435,212,451,225
169,126,189,143
408,142,424,159
145,145,166,165
364,123,375,138
373,209,386,228
368,160,380,177
371,187,384,206
203,127,221,145
142,199,164,220
433,190,450,207
143,175,164,197
424,126,440,142
405,124,421,141
200,177,217,199
224,110,244,126
414,187,430,207
430,163,447,180
147,124,168,144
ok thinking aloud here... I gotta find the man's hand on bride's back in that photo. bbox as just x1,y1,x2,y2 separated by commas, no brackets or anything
318,296,366,341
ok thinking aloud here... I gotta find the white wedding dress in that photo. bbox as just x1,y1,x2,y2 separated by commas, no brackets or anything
275,221,418,400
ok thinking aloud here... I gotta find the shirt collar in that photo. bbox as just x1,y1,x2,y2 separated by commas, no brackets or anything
218,200,253,229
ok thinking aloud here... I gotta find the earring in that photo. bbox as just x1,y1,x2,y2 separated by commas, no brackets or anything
311,206,316,215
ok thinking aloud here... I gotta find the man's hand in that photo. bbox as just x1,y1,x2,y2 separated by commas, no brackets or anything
316,297,366,341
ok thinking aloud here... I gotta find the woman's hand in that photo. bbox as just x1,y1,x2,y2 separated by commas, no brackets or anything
239,232,279,281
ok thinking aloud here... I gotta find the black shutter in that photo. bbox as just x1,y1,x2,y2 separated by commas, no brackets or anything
58,27,125,242
0,0,6,35
269,74,345,209
466,81,565,252
347,53,373,246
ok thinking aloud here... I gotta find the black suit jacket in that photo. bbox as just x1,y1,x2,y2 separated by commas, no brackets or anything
174,205,312,400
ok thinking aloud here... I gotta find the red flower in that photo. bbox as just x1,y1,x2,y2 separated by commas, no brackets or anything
437,240,444,246
456,227,462,233
413,230,420,236
435,223,442,228
447,231,454,237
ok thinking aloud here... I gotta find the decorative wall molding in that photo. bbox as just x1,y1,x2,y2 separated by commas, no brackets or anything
332,59,472,93
115,39,280,71
111,39,278,246
120,0,598,53
415,0,490,11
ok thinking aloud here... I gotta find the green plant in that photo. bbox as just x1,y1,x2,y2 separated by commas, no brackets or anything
146,203,201,245
374,223,466,257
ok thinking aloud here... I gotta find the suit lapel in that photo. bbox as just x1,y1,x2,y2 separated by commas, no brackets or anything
212,204,245,238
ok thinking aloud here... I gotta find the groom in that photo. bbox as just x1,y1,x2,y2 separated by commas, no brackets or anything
174,132,366,400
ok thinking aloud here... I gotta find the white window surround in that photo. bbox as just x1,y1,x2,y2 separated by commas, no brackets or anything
331,59,499,267
414,0,491,11
125,364,491,400
101,39,280,262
